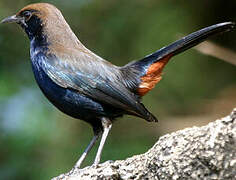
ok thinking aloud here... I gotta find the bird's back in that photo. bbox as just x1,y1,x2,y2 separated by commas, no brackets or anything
29,29,157,123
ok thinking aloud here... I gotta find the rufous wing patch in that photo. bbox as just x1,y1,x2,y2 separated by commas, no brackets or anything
137,55,172,96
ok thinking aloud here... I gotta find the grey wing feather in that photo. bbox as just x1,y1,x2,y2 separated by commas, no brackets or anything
41,55,156,121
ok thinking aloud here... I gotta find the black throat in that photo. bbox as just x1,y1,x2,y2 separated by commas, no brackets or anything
20,15,47,47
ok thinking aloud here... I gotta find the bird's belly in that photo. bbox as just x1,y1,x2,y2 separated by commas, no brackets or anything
31,63,122,121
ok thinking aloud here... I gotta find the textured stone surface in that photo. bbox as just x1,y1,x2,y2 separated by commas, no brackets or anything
53,108,236,180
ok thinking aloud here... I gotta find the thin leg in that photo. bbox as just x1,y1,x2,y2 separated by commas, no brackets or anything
93,117,112,166
74,134,99,168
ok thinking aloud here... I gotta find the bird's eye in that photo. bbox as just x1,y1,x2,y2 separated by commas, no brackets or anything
22,11,32,21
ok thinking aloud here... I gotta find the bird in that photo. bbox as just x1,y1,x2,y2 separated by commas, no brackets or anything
1,3,235,168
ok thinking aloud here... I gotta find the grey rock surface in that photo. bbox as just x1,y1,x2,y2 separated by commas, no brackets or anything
53,108,236,180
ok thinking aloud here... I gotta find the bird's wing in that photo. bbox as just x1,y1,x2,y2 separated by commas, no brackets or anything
39,52,156,121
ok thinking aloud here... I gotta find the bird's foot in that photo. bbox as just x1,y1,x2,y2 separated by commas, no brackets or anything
73,162,82,170
91,162,100,169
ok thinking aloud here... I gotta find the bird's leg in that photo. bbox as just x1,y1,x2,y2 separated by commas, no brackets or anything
74,133,100,168
93,117,112,166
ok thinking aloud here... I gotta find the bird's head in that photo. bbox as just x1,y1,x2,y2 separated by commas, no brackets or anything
2,3,58,37
1,3,79,47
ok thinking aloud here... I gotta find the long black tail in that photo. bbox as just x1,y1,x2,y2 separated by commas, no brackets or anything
134,22,235,70
122,22,235,96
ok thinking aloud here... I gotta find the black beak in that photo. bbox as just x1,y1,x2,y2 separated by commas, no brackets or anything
1,15,24,24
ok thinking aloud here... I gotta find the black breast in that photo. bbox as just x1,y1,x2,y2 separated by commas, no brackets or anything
30,45,124,127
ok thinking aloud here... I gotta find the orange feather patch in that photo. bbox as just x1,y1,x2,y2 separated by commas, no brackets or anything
137,55,172,96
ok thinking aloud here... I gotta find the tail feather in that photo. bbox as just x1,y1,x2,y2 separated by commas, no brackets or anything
123,22,235,96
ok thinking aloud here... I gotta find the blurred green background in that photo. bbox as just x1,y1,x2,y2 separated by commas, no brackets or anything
0,0,236,179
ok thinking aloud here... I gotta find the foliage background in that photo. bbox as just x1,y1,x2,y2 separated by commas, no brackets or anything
0,0,236,179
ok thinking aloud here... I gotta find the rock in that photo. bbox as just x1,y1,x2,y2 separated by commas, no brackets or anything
52,108,236,180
